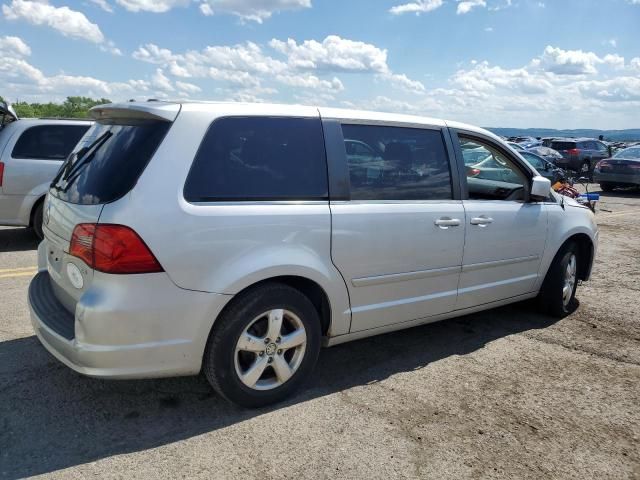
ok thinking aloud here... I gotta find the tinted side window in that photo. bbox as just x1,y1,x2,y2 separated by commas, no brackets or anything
12,125,89,160
184,117,328,201
341,124,452,201
460,136,528,201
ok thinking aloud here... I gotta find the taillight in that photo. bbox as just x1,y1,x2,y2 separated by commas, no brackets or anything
69,224,163,274
0,162,4,187
567,148,580,156
596,160,610,169
467,167,481,177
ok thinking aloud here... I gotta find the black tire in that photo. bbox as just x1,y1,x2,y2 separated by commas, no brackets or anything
32,202,44,240
600,182,614,192
538,243,579,318
203,283,321,408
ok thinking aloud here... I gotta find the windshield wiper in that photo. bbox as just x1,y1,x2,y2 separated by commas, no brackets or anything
62,131,113,182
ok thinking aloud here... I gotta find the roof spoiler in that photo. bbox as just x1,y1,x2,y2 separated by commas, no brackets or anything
89,102,180,123
0,100,19,126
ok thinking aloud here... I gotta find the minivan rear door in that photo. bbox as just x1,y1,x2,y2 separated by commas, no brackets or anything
323,116,465,333
44,103,179,309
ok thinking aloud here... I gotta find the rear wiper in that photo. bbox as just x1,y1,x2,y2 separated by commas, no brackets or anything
62,131,113,182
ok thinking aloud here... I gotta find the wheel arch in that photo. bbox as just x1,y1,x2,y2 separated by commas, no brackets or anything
549,233,594,282
213,275,336,339
29,194,45,227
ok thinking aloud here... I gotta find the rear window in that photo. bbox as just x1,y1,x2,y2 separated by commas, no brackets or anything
50,121,170,205
184,116,328,202
551,141,576,150
12,124,89,160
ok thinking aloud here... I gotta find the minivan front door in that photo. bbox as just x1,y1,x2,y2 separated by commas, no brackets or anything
328,122,464,333
455,133,548,309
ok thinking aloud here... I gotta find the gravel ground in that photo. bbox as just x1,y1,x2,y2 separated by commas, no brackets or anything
0,186,639,479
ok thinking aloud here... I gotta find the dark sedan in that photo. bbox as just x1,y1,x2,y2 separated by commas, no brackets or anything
520,151,567,184
593,146,640,191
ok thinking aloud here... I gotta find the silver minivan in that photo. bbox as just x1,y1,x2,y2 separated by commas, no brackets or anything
28,101,598,407
0,103,91,238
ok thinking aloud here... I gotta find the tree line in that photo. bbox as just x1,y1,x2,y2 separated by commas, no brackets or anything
0,96,111,119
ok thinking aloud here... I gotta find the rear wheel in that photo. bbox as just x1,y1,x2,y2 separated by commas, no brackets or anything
600,182,615,192
203,283,321,408
538,243,579,318
32,202,44,240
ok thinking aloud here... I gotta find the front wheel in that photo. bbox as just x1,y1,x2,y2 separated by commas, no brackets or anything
203,283,321,408
538,243,579,318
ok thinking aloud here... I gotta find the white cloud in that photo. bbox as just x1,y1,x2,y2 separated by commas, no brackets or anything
175,81,202,93
2,0,121,55
89,0,113,12
199,0,311,22
115,0,189,13
603,53,625,70
151,69,174,91
269,35,389,73
578,77,640,102
456,0,486,14
381,72,426,94
2,0,104,43
538,45,602,75
630,57,640,70
389,0,443,16
276,74,344,92
0,35,31,57
484,26,493,32
199,2,214,15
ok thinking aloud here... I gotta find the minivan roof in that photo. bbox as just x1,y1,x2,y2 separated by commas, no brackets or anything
90,100,500,141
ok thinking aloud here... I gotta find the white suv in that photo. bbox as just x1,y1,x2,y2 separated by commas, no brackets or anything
28,101,598,407
0,102,91,238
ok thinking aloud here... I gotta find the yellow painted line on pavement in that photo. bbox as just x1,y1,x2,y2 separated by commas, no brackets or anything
0,266,38,274
0,270,37,279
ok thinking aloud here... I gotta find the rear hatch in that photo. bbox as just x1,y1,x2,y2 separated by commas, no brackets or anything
550,141,577,159
43,102,179,311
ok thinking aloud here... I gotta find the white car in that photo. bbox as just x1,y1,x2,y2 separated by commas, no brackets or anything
0,102,91,238
28,101,598,407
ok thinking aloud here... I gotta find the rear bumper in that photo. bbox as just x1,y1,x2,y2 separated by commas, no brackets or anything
593,171,640,185
28,270,232,379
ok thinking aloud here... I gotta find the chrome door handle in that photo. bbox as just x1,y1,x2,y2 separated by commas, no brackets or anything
470,216,493,226
435,217,461,229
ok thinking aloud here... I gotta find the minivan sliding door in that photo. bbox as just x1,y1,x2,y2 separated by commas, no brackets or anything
327,122,464,333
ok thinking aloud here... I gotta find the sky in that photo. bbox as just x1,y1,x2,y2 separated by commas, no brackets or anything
0,0,639,129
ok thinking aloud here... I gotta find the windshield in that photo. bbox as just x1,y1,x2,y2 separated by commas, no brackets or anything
50,120,170,205
613,147,640,159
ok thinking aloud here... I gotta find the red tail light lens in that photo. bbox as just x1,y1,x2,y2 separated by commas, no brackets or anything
467,167,481,177
70,224,163,274
0,162,4,187
567,148,580,156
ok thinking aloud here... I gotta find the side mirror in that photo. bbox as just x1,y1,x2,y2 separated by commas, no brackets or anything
530,175,551,201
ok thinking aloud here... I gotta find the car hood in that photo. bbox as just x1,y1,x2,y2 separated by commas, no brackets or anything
0,101,18,126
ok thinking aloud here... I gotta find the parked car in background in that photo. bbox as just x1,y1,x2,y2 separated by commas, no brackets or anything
548,138,612,177
28,101,598,408
0,103,91,238
593,146,640,192
527,145,563,163
519,151,566,184
507,141,526,151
